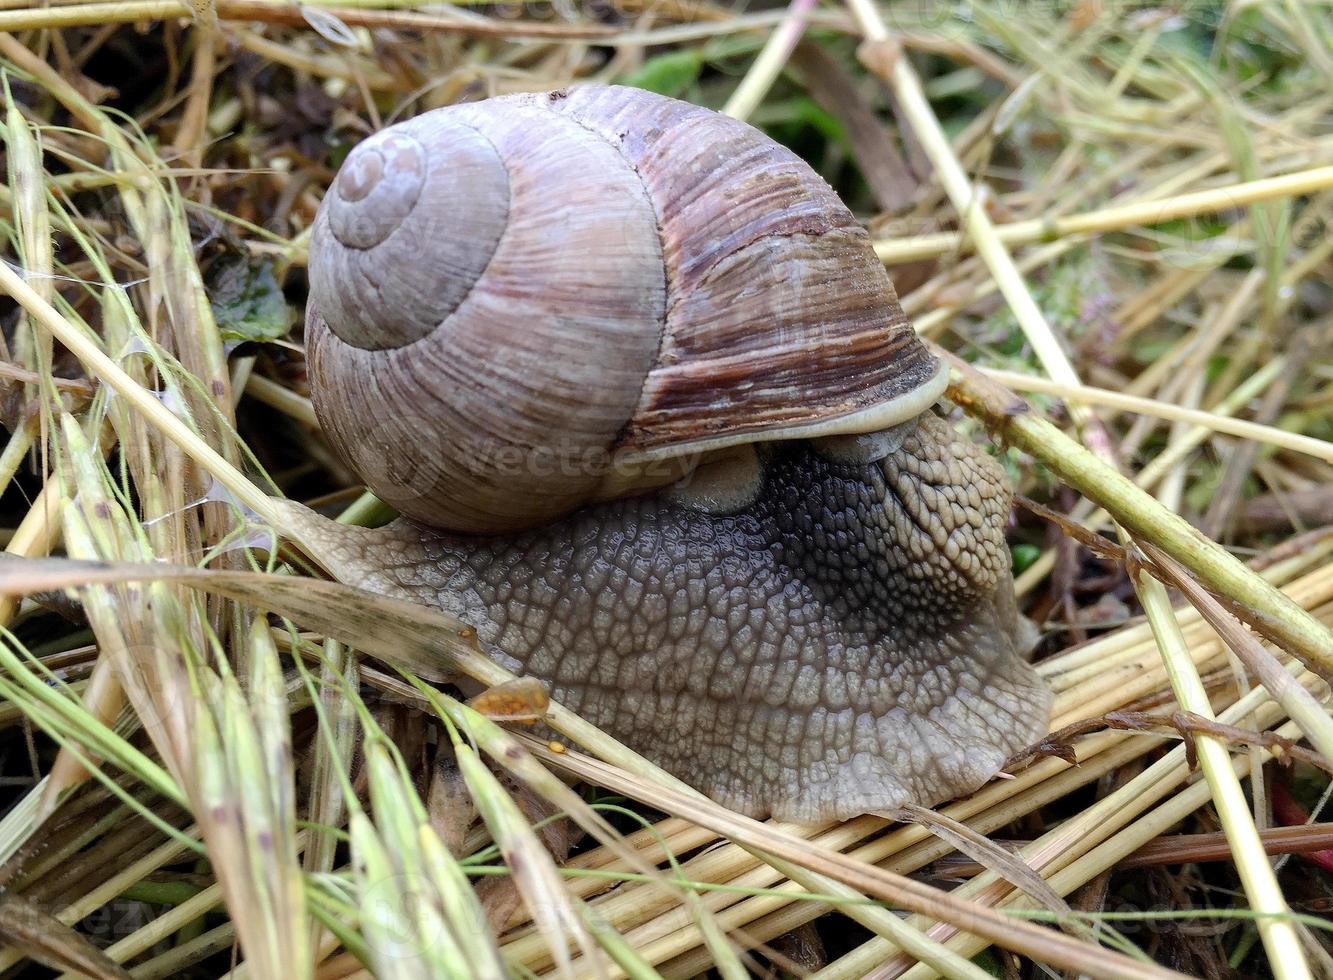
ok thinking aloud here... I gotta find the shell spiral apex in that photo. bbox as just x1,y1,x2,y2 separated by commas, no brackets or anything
309,116,510,351
325,129,424,250
306,85,946,534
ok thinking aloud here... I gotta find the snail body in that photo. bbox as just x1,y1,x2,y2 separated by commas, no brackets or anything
300,86,1051,821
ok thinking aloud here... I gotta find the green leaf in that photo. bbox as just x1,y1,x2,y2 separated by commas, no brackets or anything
972,947,1005,978
760,94,847,147
1011,543,1041,575
208,256,291,343
621,49,704,98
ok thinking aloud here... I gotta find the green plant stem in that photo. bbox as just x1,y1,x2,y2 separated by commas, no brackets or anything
1141,541,1333,766
944,354,1333,680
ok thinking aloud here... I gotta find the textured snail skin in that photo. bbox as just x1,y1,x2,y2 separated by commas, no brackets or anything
288,413,1051,822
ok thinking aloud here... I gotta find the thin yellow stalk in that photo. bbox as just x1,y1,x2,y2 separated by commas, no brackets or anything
982,367,1333,463
643,733,1145,977
522,788,1002,977
530,749,1186,980
0,261,282,526
874,166,1333,264
846,0,1082,394
0,424,35,499
43,827,200,931
1130,560,1308,979
231,28,396,90
911,240,1074,338
53,883,224,979
15,545,1205,980
1262,543,1333,590
737,855,995,980
721,0,816,121
539,722,1152,973
1036,720,1313,936
496,813,817,966
1144,543,1333,767
116,923,238,979
423,688,743,965
891,717,1311,980
245,373,319,427
1040,563,1333,689
824,673,1317,979
0,0,623,37
0,479,60,624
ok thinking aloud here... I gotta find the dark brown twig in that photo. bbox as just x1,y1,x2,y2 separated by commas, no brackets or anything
1005,710,1333,776
930,823,1333,878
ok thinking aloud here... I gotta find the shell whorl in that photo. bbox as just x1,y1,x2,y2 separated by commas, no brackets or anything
310,120,509,351
308,95,667,532
306,86,942,534
325,130,424,250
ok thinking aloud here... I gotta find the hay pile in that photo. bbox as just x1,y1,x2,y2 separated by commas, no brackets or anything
0,2,1329,977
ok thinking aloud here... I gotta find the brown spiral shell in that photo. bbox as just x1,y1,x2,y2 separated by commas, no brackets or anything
306,85,945,534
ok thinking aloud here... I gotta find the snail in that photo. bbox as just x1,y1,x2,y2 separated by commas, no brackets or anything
289,85,1052,822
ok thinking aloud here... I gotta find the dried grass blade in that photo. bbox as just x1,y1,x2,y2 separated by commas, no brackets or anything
54,413,312,978
0,554,1203,978
0,555,470,681
888,717,1315,980
423,689,684,899
355,739,504,979
300,639,357,924
349,810,466,979
754,854,998,980
191,681,287,979
0,890,132,979
984,368,1333,464
0,638,183,813
0,0,623,38
0,259,280,524
896,803,1069,918
1,80,51,479
816,685,1312,978
55,416,193,784
1141,542,1333,763
528,744,1187,980
873,166,1333,263
445,726,604,979
0,553,701,790
0,549,1185,977
1090,560,1309,980
422,689,756,979
215,621,310,977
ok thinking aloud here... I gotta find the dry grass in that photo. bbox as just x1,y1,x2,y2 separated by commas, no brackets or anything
0,0,1330,978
